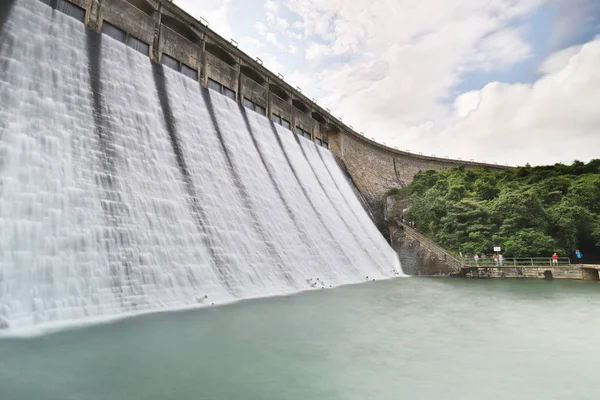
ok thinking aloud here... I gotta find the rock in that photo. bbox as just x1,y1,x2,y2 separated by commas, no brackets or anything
0,317,9,330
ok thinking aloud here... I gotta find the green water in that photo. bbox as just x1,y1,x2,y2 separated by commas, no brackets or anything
1,278,599,400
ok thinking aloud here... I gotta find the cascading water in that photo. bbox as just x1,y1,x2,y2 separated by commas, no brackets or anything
0,0,402,332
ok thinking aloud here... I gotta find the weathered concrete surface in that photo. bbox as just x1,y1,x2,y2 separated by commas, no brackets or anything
205,53,238,93
332,157,386,235
102,0,155,46
269,93,292,119
460,265,600,281
239,75,267,110
329,130,506,198
389,222,460,276
385,194,409,222
386,197,460,276
160,24,200,70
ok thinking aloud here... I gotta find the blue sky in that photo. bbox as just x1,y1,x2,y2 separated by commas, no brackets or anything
176,0,600,166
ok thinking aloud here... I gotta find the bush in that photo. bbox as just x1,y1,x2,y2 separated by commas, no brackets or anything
387,186,410,197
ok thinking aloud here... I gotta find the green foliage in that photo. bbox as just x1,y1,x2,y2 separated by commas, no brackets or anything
387,187,410,197
503,229,560,257
403,160,600,258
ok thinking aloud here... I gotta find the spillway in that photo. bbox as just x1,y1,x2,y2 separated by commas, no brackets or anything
0,0,402,332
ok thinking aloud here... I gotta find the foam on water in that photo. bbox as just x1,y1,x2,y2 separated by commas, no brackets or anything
0,0,402,333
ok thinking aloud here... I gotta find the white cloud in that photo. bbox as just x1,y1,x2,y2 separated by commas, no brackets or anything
454,90,482,118
251,2,299,55
174,0,233,39
269,0,599,165
471,28,533,71
282,0,543,121
537,44,584,75
173,0,599,166
254,21,268,37
435,39,600,165
265,0,279,13
305,43,330,60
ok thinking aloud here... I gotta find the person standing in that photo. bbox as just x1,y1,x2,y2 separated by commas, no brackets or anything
499,253,504,266
552,252,559,266
474,254,480,265
575,250,583,265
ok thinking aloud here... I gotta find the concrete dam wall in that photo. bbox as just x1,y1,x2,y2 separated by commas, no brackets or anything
0,0,402,332
65,0,507,232
37,0,505,196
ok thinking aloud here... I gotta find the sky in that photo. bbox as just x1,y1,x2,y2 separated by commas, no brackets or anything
174,0,600,166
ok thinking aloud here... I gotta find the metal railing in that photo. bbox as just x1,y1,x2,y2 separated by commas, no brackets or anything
462,257,571,268
394,221,576,271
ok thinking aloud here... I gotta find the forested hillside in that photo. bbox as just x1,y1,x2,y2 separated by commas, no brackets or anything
398,160,600,262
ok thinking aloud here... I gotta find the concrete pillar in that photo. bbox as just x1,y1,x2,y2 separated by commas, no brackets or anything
235,61,242,104
266,80,272,119
87,0,102,31
197,38,205,84
151,5,163,63
289,94,298,135
310,115,317,141
292,113,299,135
328,130,344,158
201,41,209,88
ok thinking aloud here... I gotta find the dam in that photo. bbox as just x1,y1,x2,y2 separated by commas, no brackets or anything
0,0,402,332
2,2,600,399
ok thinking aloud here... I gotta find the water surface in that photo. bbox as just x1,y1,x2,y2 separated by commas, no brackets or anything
1,278,599,400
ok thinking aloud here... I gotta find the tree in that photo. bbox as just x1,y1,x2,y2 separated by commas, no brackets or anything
503,229,560,257
399,159,600,261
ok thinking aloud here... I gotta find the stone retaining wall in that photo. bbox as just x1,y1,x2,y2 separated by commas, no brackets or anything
329,131,507,199
461,266,600,281
389,219,460,276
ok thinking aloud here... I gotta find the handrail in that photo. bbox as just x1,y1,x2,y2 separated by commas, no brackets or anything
462,257,572,267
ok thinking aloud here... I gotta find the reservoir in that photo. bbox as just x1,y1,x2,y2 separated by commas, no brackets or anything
1,278,598,400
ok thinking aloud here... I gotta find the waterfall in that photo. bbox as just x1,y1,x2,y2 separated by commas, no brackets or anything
0,0,402,332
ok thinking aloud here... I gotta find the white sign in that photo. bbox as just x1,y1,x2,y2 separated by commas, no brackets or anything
493,247,502,252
